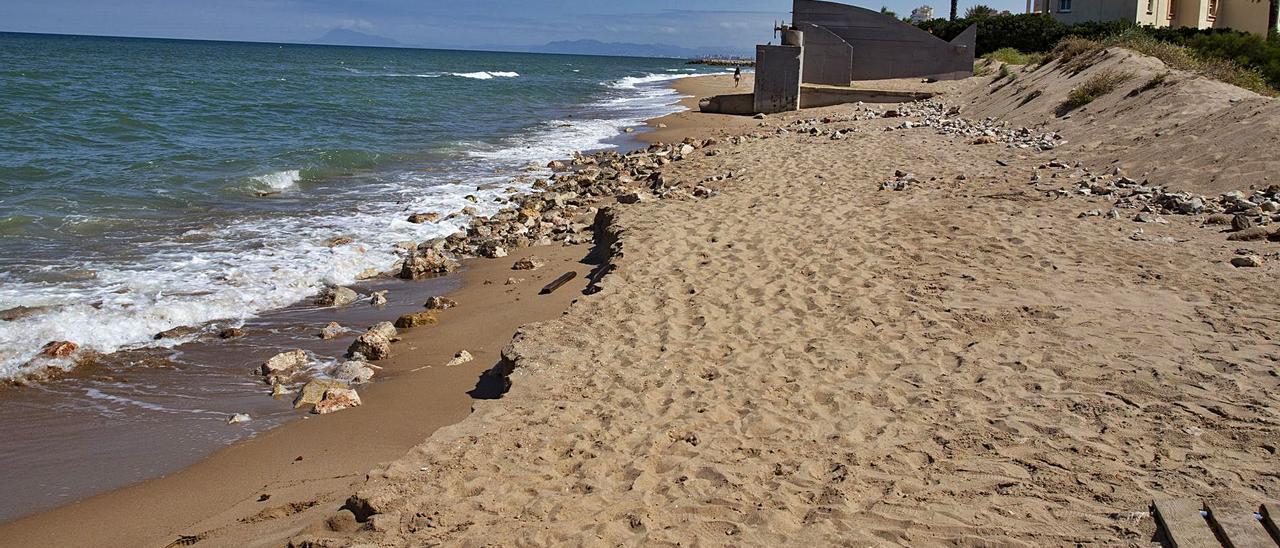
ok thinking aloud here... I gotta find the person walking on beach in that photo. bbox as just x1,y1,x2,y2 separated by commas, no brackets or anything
734,65,742,87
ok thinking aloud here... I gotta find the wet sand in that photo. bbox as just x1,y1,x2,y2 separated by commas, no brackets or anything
0,273,460,522
0,242,598,546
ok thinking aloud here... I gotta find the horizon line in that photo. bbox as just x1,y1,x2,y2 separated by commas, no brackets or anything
0,29,748,61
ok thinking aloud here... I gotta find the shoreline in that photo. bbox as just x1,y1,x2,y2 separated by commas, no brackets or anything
4,47,1279,544
0,73,740,546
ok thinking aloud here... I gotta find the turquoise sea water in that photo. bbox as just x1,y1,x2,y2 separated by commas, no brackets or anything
0,32,715,378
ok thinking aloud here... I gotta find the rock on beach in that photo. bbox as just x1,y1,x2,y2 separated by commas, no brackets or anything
347,332,391,360
313,387,361,414
315,286,359,307
394,311,438,329
261,349,309,381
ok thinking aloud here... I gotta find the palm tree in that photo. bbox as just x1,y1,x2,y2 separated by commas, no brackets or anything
965,4,998,18
1270,0,1278,40
950,0,959,21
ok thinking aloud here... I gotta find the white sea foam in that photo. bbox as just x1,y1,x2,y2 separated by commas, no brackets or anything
470,72,690,167
251,169,301,190
0,70,696,381
608,73,685,90
448,71,520,80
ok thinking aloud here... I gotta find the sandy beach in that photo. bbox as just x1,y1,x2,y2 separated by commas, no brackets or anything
4,47,1280,546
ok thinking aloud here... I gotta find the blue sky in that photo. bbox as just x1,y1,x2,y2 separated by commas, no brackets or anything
2,0,1025,50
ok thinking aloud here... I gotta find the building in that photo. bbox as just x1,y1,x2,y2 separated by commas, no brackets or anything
747,0,976,114
910,5,936,22
1029,0,1280,37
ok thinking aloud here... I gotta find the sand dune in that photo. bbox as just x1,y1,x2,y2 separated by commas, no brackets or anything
289,54,1279,546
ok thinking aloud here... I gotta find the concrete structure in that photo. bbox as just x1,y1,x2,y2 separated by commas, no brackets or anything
734,0,975,115
1028,0,1280,37
793,0,977,82
753,44,804,114
910,5,936,22
702,87,935,115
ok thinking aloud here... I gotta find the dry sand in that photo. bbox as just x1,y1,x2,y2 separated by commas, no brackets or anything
5,49,1280,547
296,60,1278,545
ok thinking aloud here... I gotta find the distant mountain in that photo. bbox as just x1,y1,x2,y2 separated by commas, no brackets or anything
527,39,751,59
309,29,403,48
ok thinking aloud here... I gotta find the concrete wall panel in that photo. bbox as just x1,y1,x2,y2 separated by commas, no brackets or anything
753,45,803,114
793,0,975,81
797,23,855,86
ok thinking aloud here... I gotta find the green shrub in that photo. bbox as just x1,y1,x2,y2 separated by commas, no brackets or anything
914,13,1280,92
1062,68,1134,110
983,47,1046,66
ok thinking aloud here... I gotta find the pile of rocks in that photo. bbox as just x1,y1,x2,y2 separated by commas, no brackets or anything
1036,162,1280,236
880,170,922,191
387,139,723,276
889,100,1065,150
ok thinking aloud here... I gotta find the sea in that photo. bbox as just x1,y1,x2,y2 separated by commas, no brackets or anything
0,31,723,520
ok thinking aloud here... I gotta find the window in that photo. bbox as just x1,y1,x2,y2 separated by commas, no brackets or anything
1147,0,1155,14
1168,0,1177,19
1207,0,1218,19
1058,0,1072,11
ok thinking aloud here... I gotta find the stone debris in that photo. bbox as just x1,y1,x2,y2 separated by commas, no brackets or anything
261,349,310,382
369,291,388,307
313,387,362,414
446,350,474,367
294,378,349,409
406,212,441,224
888,99,1065,150
218,327,246,339
394,311,438,329
1231,255,1264,268
425,296,458,310
153,325,201,340
315,286,359,307
512,256,545,271
1226,227,1273,241
320,322,346,340
227,413,251,425
39,341,79,359
399,248,459,280
368,321,397,340
880,170,921,191
332,361,377,384
348,332,392,361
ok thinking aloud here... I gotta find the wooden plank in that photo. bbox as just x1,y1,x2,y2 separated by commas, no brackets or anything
1260,503,1280,545
1205,503,1274,548
1153,499,1221,548
539,271,577,295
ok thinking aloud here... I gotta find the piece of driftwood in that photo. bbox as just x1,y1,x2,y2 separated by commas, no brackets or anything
1205,503,1274,548
1153,499,1221,548
539,271,577,295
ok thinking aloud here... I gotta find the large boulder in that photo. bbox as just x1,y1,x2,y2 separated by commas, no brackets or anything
398,248,458,280
347,332,391,360
261,349,309,381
